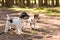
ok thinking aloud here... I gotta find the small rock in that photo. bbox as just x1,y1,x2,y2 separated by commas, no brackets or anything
27,38,32,40
46,35,52,38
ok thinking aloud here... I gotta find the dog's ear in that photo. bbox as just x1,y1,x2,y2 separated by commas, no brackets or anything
6,14,11,20
7,14,9,17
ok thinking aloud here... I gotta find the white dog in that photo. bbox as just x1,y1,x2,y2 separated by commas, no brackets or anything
4,15,23,34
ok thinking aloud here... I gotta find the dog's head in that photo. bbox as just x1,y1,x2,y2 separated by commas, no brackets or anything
6,14,13,23
7,14,11,20
34,14,39,19
19,12,30,19
34,14,40,23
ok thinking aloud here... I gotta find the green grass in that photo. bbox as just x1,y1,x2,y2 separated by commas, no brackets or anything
0,7,60,16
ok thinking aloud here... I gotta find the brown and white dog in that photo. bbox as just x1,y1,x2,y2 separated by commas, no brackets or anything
20,12,40,29
28,14,40,29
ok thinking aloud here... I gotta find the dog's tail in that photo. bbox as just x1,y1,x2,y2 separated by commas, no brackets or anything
6,14,11,20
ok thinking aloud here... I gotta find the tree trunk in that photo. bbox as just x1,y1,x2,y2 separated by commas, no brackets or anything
15,0,18,5
51,0,54,7
23,0,25,7
38,0,43,7
5,0,14,7
44,0,48,6
56,0,59,6
26,0,30,7
2,0,5,6
18,0,23,7
34,0,36,5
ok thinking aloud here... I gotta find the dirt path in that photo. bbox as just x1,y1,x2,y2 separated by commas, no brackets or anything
0,10,60,40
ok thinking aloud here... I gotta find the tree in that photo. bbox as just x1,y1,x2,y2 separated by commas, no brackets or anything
51,0,54,7
56,0,59,6
15,0,18,5
34,0,36,5
23,0,25,7
26,0,30,7
18,0,23,7
2,0,5,6
44,0,48,6
38,0,43,7
5,0,14,7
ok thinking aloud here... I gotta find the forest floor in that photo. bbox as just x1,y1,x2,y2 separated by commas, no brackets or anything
0,9,60,40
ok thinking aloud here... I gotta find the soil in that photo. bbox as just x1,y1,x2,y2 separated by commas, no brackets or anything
0,10,60,40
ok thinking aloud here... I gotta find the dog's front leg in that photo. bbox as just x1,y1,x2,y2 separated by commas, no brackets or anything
34,23,36,29
21,24,23,29
25,20,28,25
4,22,9,33
30,23,33,30
15,24,22,35
33,20,36,29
